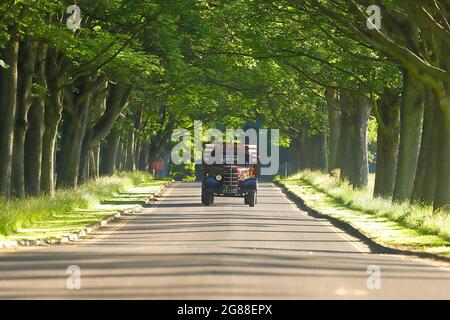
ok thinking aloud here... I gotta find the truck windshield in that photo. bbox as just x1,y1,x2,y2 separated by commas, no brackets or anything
204,144,257,165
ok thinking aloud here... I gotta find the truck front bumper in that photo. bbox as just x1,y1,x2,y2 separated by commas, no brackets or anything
203,177,257,196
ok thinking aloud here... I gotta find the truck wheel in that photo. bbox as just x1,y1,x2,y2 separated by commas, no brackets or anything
202,189,213,206
201,189,207,205
247,191,257,207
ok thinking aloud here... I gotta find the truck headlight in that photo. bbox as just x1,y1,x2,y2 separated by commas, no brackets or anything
216,175,222,181
239,174,247,182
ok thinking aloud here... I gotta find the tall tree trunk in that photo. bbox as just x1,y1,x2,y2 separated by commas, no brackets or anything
58,75,104,188
78,82,107,184
79,127,94,183
25,99,45,196
138,142,150,171
58,83,93,188
12,40,37,197
80,83,131,180
133,107,143,170
288,137,301,174
41,90,62,194
336,91,355,181
431,34,450,211
124,129,135,171
349,93,372,188
393,71,425,202
100,127,121,176
432,83,450,211
410,87,439,204
41,48,67,195
24,44,47,196
317,132,328,171
89,143,100,179
0,40,19,197
301,133,313,169
303,133,327,170
374,87,401,198
117,140,125,172
134,137,141,171
326,88,341,170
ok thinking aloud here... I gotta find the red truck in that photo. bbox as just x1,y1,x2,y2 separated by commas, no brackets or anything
201,143,258,207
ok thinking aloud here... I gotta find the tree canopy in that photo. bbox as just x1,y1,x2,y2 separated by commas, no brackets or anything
0,0,448,211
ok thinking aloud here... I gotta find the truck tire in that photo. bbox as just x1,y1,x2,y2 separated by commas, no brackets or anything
202,189,213,206
201,189,207,205
246,191,257,207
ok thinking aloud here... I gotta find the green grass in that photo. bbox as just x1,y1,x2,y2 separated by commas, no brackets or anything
278,170,450,255
0,172,168,241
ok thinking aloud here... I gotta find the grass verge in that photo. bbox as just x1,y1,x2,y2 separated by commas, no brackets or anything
277,170,450,256
0,172,168,242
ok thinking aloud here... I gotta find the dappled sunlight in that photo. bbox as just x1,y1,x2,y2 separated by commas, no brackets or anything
281,171,450,255
0,175,166,241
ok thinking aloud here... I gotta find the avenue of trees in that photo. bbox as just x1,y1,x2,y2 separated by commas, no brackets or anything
0,1,448,212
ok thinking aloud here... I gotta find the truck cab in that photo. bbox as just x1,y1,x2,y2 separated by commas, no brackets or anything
201,143,258,207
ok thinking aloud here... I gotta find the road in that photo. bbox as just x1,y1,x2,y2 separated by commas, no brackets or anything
0,182,449,299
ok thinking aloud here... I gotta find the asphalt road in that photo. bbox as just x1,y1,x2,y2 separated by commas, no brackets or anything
0,182,449,299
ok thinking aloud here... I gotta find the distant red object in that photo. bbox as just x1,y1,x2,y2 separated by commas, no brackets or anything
152,162,164,171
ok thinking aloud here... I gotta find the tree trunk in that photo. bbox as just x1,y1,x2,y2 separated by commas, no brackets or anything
41,48,66,195
80,83,131,180
89,143,100,179
25,97,45,196
317,132,328,171
326,88,341,170
58,82,93,189
300,133,312,169
79,127,94,183
134,137,141,171
0,40,19,197
138,142,150,171
432,83,450,211
349,93,372,188
410,87,439,204
288,137,301,174
41,90,62,194
11,40,37,197
58,75,104,188
393,71,425,202
100,127,121,176
374,87,401,198
78,82,107,184
124,129,136,171
24,44,47,196
303,133,327,170
117,141,124,172
336,91,355,181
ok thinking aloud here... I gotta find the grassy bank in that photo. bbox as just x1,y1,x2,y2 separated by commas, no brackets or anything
278,170,450,255
0,172,167,241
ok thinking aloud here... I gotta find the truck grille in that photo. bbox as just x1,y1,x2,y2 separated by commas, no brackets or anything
223,167,238,187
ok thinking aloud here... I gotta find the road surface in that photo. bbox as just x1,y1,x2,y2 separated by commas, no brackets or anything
0,182,449,299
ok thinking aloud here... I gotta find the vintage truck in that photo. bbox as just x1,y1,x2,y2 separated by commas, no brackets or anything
201,143,258,207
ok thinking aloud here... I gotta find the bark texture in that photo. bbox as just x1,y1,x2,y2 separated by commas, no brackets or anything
0,41,19,196
374,87,401,198
393,71,425,202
